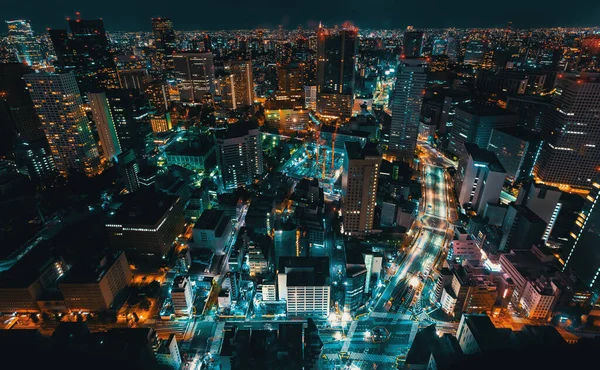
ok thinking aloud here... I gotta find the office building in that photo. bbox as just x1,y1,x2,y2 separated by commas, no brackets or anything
155,334,182,370
342,142,381,235
104,89,152,157
432,39,447,56
192,209,233,255
59,251,132,312
150,113,172,133
520,278,559,320
563,175,600,291
516,182,562,242
304,85,317,110
440,265,497,318
24,72,101,177
173,52,216,103
403,30,424,58
49,18,118,93
388,58,427,162
534,74,600,190
215,121,263,191
171,276,193,314
449,227,482,263
455,144,506,215
88,92,122,162
464,40,485,65
118,68,150,90
5,20,43,67
14,141,56,180
500,204,547,251
487,127,542,183
344,266,367,313
274,222,300,268
0,63,45,154
0,244,66,313
506,95,550,132
316,25,357,120
145,80,171,113
275,62,305,109
228,60,254,107
447,103,517,159
277,257,330,317
456,314,512,355
105,190,185,259
151,18,177,73
117,150,139,193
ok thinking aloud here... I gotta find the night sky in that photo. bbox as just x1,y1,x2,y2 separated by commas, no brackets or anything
3,0,600,32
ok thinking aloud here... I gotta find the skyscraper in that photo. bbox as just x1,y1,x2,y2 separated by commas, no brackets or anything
388,58,427,162
403,31,424,58
228,60,254,108
215,121,263,191
5,20,44,67
534,74,600,191
275,62,305,109
49,18,118,94
342,142,381,235
88,92,122,162
563,175,600,291
151,18,177,74
316,25,357,120
464,40,485,65
173,52,216,103
24,72,101,177
0,63,45,154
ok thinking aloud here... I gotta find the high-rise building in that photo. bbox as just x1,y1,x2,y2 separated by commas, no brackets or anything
215,121,263,191
464,40,485,65
563,175,600,291
516,182,562,242
117,150,139,193
88,92,122,162
388,58,427,162
316,25,357,120
5,20,43,67
228,60,254,108
151,18,177,74
104,89,152,157
275,62,305,109
173,52,216,103
0,63,45,155
14,141,56,181
455,144,506,215
118,69,150,91
145,80,171,113
24,72,101,177
534,74,600,191
403,31,424,58
500,204,547,251
447,103,517,159
342,142,381,235
277,257,331,317
304,85,317,110
171,276,193,314
487,127,542,184
344,266,367,313
49,19,118,94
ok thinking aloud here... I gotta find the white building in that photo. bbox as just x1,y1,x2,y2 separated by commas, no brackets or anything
277,257,330,317
171,276,193,315
519,279,559,320
450,227,482,263
192,209,233,255
455,143,506,215
261,284,277,301
155,334,182,370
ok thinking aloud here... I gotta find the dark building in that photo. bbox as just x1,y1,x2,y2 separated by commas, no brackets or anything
563,175,600,292
403,30,424,58
0,63,45,155
447,103,517,159
316,25,357,119
173,52,216,103
506,95,551,132
487,127,542,183
105,89,152,158
500,204,547,251
151,18,177,74
105,189,185,259
49,19,118,94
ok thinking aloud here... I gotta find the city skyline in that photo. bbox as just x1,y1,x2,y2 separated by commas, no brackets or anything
2,1,600,32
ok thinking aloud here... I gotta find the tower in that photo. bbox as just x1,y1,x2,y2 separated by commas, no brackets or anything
173,52,216,103
151,18,177,74
342,142,381,235
534,74,600,191
5,20,44,67
88,92,122,162
388,58,427,163
25,72,101,177
228,60,254,108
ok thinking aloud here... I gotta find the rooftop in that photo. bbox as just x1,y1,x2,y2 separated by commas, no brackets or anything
60,250,125,284
464,143,506,173
110,189,179,227
458,103,515,117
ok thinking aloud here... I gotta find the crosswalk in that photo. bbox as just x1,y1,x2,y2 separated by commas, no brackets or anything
341,321,357,352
